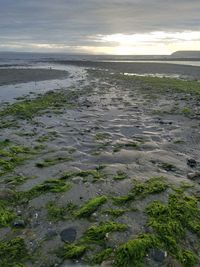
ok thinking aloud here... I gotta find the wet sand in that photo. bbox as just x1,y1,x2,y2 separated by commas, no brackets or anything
0,68,68,86
54,60,200,80
0,64,200,266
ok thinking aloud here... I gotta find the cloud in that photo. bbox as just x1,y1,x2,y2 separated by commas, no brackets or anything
0,0,199,53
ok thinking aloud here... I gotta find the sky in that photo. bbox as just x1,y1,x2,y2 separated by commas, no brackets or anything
0,0,200,55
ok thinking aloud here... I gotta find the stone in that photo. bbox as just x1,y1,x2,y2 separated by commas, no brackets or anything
187,172,200,180
60,227,77,243
72,177,83,184
187,159,197,168
12,219,26,228
149,248,167,262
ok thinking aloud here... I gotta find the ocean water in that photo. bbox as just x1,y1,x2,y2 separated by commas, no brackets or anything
0,52,200,67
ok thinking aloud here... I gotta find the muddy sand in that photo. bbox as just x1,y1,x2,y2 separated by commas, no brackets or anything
0,64,200,267
0,68,68,86
54,60,200,80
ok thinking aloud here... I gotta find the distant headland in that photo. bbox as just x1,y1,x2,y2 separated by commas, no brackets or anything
171,51,200,58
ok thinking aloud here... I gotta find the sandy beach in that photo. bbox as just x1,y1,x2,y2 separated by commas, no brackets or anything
0,62,200,266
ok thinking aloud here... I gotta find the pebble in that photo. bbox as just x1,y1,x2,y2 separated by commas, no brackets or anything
60,227,77,243
12,219,26,228
187,158,197,168
149,248,167,262
187,172,200,180
72,177,83,184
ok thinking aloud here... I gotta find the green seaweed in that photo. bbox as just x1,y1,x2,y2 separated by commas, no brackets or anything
17,179,71,201
35,156,72,168
113,176,168,205
75,196,107,218
91,248,113,264
103,207,137,218
113,171,129,180
114,234,157,267
82,221,128,245
0,142,36,176
46,201,76,221
0,89,79,119
0,237,28,267
0,200,15,227
61,169,106,182
145,192,200,266
57,244,87,260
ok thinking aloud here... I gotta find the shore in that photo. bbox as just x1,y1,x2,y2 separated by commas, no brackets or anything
0,63,200,267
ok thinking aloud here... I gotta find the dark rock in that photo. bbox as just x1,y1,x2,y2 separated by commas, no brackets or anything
12,219,26,228
149,248,167,262
60,227,77,243
187,159,197,168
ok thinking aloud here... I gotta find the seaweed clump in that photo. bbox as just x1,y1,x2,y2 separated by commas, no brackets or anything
113,176,168,205
0,237,28,267
75,196,107,218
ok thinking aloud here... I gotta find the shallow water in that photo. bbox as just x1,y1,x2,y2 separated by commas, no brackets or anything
0,64,88,103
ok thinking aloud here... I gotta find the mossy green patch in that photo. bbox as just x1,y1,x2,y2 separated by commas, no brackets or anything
0,237,28,267
113,177,168,205
75,196,107,218
145,191,200,266
17,179,71,201
62,168,106,182
0,141,36,176
113,171,129,180
57,244,87,260
181,106,192,115
115,234,157,267
118,75,200,97
35,156,72,168
0,89,79,119
103,208,137,218
91,248,113,264
82,221,128,245
46,201,76,221
4,175,34,186
0,200,15,227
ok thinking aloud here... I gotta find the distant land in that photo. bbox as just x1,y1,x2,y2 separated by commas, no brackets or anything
0,50,200,62
171,51,200,58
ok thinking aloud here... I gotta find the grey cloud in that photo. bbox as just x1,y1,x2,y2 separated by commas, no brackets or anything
0,0,199,51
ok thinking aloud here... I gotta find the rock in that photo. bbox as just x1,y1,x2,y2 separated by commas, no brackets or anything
12,219,26,228
187,172,200,180
187,159,197,168
60,227,77,243
149,248,167,262
72,177,83,184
